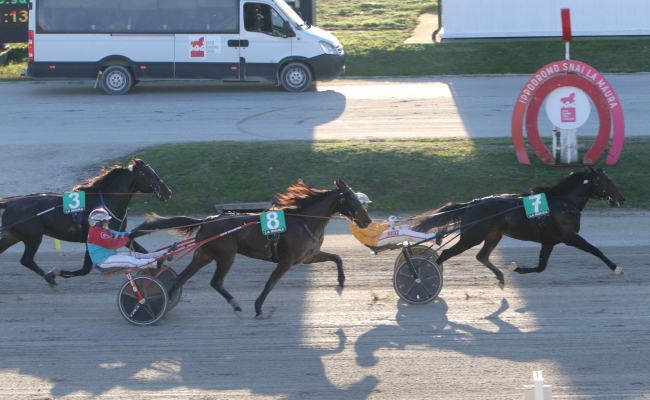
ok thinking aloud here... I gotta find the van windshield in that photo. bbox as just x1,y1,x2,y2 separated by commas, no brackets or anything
273,0,307,29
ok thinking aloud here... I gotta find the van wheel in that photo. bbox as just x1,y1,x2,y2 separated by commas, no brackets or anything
280,62,312,92
101,65,133,95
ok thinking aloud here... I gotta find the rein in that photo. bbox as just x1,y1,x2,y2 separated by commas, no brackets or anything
0,206,62,232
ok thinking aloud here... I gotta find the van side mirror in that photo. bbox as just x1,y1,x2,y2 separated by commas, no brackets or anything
282,21,296,38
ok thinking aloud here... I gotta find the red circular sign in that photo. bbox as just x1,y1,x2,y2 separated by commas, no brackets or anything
511,60,624,165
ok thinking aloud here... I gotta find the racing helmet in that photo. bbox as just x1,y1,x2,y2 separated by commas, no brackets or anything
356,192,372,205
89,208,111,226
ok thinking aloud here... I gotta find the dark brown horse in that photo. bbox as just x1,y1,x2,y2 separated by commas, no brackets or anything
411,168,625,287
134,178,371,318
0,159,171,284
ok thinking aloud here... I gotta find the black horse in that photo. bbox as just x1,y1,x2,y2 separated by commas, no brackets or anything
133,178,371,318
411,168,625,287
0,158,171,284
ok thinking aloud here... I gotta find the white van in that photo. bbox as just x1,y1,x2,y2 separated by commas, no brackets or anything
26,0,344,94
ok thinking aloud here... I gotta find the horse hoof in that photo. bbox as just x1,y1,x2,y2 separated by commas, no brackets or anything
233,310,243,319
613,267,624,276
335,285,343,295
48,267,61,277
498,282,505,290
508,262,517,271
43,273,58,285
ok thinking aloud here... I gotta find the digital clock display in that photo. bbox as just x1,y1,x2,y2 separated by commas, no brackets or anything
1,0,28,34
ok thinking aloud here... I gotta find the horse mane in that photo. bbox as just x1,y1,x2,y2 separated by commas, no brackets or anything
529,169,591,197
72,160,135,192
272,179,331,211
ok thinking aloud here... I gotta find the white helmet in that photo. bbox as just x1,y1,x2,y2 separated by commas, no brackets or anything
89,208,111,226
356,192,372,205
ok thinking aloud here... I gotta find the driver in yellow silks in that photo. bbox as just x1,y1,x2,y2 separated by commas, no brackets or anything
349,193,437,247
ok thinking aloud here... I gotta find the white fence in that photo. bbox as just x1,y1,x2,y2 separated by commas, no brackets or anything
440,0,650,39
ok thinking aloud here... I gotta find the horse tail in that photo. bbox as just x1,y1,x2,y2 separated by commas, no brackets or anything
409,202,468,233
135,213,205,238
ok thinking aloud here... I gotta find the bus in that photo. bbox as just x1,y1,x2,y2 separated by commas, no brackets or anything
26,0,344,94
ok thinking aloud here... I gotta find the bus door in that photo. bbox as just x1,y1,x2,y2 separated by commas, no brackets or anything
238,2,291,80
173,0,240,80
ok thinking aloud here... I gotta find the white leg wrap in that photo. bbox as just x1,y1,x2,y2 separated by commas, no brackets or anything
508,262,517,271
614,266,623,276
229,298,241,310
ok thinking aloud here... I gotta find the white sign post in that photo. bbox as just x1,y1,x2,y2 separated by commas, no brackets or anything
545,86,591,164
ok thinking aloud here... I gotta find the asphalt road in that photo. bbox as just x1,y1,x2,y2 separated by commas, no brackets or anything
1,74,650,195
2,76,650,399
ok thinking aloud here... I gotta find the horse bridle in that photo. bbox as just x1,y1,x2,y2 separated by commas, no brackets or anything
134,163,167,199
589,169,615,202
337,188,365,223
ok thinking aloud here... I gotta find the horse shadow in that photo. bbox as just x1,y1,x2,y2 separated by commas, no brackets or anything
0,260,379,399
354,296,535,368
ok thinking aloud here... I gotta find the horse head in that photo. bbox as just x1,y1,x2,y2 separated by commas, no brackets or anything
335,178,371,228
588,167,625,207
129,158,172,201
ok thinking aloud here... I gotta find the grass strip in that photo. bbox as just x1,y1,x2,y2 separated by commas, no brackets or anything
120,137,650,215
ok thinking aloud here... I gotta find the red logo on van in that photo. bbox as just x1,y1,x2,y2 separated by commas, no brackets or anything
190,37,205,58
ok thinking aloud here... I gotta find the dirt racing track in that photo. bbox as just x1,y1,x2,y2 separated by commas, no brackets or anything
1,212,649,399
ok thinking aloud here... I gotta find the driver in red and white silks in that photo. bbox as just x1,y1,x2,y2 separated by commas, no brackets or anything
86,208,171,271
349,193,436,247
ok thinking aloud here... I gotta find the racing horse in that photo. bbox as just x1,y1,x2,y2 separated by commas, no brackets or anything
133,178,371,318
0,158,171,284
410,168,625,287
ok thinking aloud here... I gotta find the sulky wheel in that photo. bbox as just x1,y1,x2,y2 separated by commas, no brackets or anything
394,245,439,271
393,256,443,305
139,267,182,311
117,276,168,326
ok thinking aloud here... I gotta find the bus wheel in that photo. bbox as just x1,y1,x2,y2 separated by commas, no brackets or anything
280,62,312,92
101,65,133,95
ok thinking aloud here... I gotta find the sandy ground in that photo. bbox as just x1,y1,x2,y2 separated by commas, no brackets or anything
1,212,649,399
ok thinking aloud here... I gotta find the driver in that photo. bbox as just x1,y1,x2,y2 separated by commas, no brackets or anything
349,193,437,248
87,208,176,272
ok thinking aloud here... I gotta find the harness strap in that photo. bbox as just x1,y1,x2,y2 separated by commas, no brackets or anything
98,191,124,223
303,223,321,244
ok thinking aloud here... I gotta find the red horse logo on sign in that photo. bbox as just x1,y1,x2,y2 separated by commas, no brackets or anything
190,36,205,58
560,92,576,104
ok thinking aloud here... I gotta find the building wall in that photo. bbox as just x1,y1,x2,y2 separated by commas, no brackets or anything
440,0,650,39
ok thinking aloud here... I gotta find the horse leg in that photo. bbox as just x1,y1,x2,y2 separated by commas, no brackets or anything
436,235,482,267
170,247,214,298
17,235,55,285
562,233,621,274
475,235,505,287
208,254,244,316
254,261,293,318
510,243,555,275
127,240,148,254
0,231,21,255
58,250,94,278
303,251,344,293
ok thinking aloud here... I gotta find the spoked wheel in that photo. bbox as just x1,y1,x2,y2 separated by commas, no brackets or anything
117,276,168,326
139,267,182,311
394,245,440,271
393,256,443,305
